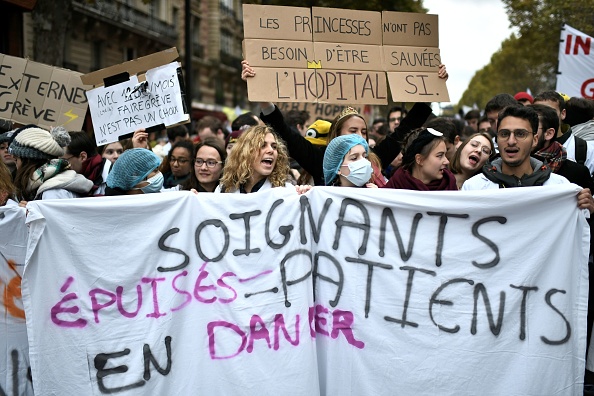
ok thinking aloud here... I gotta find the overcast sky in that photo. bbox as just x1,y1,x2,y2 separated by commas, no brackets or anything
423,0,517,105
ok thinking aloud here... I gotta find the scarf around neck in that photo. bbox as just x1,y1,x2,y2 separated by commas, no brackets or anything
534,141,566,173
384,166,458,191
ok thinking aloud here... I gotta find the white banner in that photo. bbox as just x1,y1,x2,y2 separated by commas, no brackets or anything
1,205,33,396
86,62,188,146
21,186,589,395
556,24,594,99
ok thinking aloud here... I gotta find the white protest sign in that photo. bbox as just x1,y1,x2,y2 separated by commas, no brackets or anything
86,62,188,146
0,205,33,396
556,24,594,99
22,186,588,395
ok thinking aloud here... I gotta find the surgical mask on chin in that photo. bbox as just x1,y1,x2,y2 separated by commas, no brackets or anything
137,172,164,194
342,158,372,187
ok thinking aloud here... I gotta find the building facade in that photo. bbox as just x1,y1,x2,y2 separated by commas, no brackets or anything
1,0,247,114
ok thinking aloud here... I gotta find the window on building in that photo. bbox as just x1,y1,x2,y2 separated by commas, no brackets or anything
151,0,161,19
125,47,136,61
220,30,232,55
92,41,104,71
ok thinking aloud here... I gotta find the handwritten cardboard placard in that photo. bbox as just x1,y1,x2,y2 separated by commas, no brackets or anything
0,54,88,130
20,185,589,395
313,42,383,71
85,61,189,146
311,7,382,45
247,67,387,104
277,102,365,124
383,45,441,72
382,11,439,47
386,71,449,102
243,39,315,69
243,6,449,104
243,4,313,41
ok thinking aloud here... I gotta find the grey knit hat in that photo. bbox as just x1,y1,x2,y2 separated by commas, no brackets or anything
9,126,71,160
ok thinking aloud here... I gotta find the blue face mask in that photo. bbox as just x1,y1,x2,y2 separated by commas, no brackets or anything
136,172,164,194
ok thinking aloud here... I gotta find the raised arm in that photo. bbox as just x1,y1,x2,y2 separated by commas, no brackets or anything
242,60,326,185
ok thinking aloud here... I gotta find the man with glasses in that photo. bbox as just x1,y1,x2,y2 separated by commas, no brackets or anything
462,105,593,206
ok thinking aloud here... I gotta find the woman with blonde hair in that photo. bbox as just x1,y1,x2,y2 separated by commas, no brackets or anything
216,125,292,193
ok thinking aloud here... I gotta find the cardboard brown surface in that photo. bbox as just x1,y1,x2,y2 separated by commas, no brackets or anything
248,67,387,104
382,12,438,47
277,102,365,124
0,54,88,130
80,47,179,87
247,67,318,103
0,54,27,123
317,69,387,104
312,7,382,45
243,4,313,41
243,39,315,69
386,71,449,102
382,45,441,72
313,42,382,71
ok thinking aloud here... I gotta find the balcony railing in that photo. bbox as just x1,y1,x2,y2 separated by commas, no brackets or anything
73,0,177,45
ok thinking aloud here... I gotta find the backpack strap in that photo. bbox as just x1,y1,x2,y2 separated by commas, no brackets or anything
576,136,587,166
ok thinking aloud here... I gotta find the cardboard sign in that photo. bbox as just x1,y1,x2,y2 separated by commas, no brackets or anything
243,6,449,104
312,7,382,45
387,71,449,102
243,4,313,41
243,39,315,69
382,11,439,47
383,45,441,72
0,54,88,130
313,42,383,71
277,102,365,124
82,49,189,146
248,67,387,104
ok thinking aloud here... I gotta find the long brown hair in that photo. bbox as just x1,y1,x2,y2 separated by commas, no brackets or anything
450,132,494,175
181,138,226,191
0,162,16,205
13,158,47,201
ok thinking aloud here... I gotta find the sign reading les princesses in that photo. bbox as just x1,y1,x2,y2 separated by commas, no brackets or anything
243,5,387,105
0,54,88,130
243,6,449,104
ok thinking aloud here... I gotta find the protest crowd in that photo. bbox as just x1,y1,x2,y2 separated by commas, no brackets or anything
2,16,594,392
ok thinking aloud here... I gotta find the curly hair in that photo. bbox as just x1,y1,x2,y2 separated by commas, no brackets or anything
219,125,290,192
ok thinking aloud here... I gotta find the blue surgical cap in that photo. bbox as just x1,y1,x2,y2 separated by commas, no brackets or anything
323,134,369,185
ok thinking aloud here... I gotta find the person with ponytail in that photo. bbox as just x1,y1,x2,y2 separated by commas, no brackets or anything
382,127,457,191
